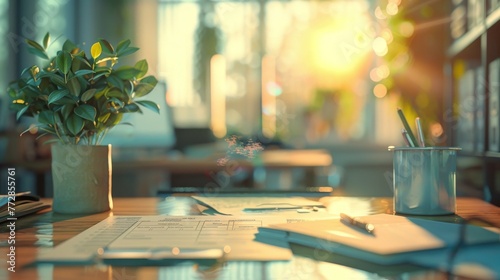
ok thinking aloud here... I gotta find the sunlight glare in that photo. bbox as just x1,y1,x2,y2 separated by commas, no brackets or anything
303,2,373,78
372,37,388,56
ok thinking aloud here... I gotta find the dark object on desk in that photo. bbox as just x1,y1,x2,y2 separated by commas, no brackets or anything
0,193,50,223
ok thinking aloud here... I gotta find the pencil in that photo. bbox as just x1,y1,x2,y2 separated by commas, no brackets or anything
397,108,418,147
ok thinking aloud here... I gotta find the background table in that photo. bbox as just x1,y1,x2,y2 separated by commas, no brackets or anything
1,196,499,280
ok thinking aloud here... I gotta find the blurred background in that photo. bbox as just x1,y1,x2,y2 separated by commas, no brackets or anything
0,0,498,202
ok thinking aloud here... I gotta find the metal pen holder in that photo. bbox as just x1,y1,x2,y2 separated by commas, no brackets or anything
388,147,461,215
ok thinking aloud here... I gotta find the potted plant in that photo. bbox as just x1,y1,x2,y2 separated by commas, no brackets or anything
6,33,159,214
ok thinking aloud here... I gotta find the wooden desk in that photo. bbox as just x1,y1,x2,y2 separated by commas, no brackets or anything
1,196,499,280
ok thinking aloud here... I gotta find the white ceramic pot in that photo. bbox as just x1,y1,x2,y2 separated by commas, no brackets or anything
51,144,113,214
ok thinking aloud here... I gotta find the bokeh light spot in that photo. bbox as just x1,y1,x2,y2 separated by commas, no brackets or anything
399,21,415,37
373,84,387,98
372,37,388,56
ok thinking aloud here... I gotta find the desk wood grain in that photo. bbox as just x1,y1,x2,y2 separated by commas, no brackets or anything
1,196,499,280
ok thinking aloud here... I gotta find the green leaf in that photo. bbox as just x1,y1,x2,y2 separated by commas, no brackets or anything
117,46,139,57
121,103,141,113
20,66,32,77
62,39,78,53
52,75,66,87
43,32,50,49
116,39,131,53
134,76,158,98
92,72,109,81
74,69,95,78
99,39,114,54
22,85,41,98
107,74,124,91
73,55,92,68
52,97,77,106
95,66,112,73
25,38,44,51
76,75,90,89
133,83,155,98
61,104,75,120
73,50,86,57
91,42,102,59
66,113,84,135
106,89,128,100
136,100,160,114
140,75,158,86
75,105,96,121
48,89,69,104
56,51,72,74
114,66,141,80
81,88,97,101
27,77,42,87
67,78,81,96
27,47,49,59
134,59,148,79
38,110,54,124
16,105,29,120
37,125,56,136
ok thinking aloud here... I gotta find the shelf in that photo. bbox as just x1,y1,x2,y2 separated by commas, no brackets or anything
447,24,485,57
447,4,500,203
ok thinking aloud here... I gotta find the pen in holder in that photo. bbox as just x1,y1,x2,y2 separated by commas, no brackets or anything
388,146,461,215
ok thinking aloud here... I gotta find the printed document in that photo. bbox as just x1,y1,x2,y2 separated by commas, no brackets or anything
37,215,292,264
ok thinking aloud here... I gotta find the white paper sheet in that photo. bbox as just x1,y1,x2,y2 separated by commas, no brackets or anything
192,195,324,215
37,215,293,264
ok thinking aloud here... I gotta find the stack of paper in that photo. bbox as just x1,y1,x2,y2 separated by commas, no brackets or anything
256,214,500,266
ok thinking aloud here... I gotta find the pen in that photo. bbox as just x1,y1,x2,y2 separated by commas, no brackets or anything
397,108,418,147
340,213,375,234
401,128,414,147
415,117,425,147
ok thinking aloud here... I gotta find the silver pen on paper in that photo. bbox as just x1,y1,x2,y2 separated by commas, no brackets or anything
340,213,375,234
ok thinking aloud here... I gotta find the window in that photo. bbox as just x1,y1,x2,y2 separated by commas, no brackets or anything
158,0,409,146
